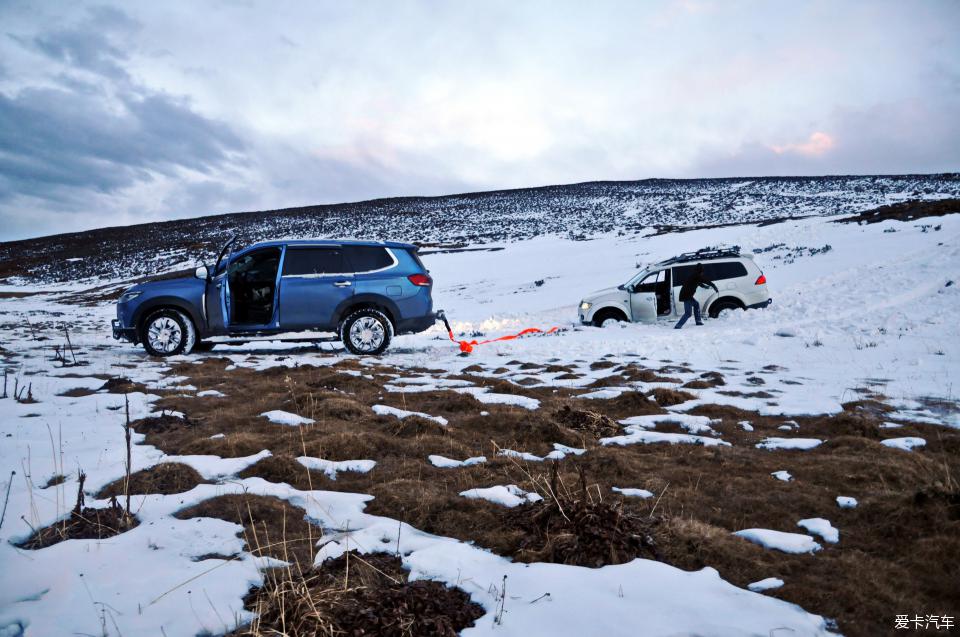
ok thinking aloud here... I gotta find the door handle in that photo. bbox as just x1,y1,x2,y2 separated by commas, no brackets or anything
333,281,352,287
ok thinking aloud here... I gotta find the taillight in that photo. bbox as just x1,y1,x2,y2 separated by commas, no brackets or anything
408,273,432,287
755,274,767,285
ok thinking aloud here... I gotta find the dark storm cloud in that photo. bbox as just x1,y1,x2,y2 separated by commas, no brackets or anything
0,6,245,206
0,86,244,201
10,5,140,81
33,29,131,81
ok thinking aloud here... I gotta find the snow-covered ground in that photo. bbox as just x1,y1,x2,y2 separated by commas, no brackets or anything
406,213,958,422
0,208,958,636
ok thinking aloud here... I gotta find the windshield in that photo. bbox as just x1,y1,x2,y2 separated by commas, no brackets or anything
624,268,652,288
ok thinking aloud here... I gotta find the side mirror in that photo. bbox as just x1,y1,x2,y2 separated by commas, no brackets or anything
195,265,209,280
625,284,635,293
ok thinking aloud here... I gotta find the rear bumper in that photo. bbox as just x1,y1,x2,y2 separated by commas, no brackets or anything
747,298,773,310
395,313,437,335
112,319,138,343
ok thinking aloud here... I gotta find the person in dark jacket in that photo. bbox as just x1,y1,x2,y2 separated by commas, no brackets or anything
675,263,718,329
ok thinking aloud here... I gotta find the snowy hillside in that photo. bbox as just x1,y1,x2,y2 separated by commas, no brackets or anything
0,187,958,637
1,173,958,285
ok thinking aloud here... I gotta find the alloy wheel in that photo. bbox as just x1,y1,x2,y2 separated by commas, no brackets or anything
348,316,385,353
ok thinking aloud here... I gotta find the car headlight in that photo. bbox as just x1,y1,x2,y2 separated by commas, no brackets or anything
579,301,592,311
119,290,143,304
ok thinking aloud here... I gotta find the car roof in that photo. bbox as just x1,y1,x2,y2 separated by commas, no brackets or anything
655,247,752,267
244,238,417,251
656,255,752,266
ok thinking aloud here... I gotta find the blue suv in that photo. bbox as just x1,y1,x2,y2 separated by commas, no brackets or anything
112,238,436,356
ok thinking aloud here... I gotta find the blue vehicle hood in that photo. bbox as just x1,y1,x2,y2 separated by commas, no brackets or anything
130,276,206,296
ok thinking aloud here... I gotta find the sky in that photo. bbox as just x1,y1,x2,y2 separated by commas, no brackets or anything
0,0,958,241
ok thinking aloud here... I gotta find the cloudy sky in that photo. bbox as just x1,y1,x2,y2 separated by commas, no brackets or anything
0,0,958,240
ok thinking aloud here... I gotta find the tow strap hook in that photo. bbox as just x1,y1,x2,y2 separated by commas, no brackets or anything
435,309,560,355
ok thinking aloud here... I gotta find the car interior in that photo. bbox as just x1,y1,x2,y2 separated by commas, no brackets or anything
227,247,281,325
633,269,673,316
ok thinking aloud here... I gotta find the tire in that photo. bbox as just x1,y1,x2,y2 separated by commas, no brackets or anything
140,309,197,357
592,309,627,328
339,308,393,356
708,299,742,319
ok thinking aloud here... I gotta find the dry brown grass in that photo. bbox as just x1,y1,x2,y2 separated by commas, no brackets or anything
237,455,327,491
174,494,320,571
620,366,681,383
649,387,696,406
97,462,206,498
19,476,138,549
141,356,960,637
234,551,484,636
553,405,620,438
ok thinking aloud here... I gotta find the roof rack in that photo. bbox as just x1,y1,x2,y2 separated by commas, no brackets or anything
660,246,741,265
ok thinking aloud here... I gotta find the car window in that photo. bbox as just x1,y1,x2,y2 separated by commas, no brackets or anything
282,247,346,276
228,248,280,279
343,245,394,272
673,261,747,285
634,270,663,293
672,265,695,286
704,261,748,280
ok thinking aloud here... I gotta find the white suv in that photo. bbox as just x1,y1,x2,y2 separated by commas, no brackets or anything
578,247,772,326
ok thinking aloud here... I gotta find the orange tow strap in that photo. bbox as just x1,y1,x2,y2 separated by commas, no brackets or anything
437,311,560,354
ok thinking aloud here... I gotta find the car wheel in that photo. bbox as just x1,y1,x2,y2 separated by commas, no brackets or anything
593,309,626,328
708,299,742,319
340,308,393,356
140,309,196,357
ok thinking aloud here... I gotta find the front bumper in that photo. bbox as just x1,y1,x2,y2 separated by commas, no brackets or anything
747,298,773,310
112,319,138,343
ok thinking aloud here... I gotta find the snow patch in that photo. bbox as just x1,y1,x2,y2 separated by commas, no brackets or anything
454,386,540,410
296,456,376,479
578,388,628,400
260,410,315,426
734,529,822,554
748,577,785,593
836,496,858,509
547,443,587,459
460,484,543,508
756,437,823,451
428,455,487,468
880,436,926,451
168,450,272,479
602,429,730,448
613,487,654,499
372,404,448,426
797,518,839,544
619,413,719,435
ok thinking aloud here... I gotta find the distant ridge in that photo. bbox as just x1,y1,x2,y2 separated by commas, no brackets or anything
1,173,957,285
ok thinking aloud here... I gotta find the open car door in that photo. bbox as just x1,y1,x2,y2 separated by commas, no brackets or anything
203,236,236,335
629,270,663,323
